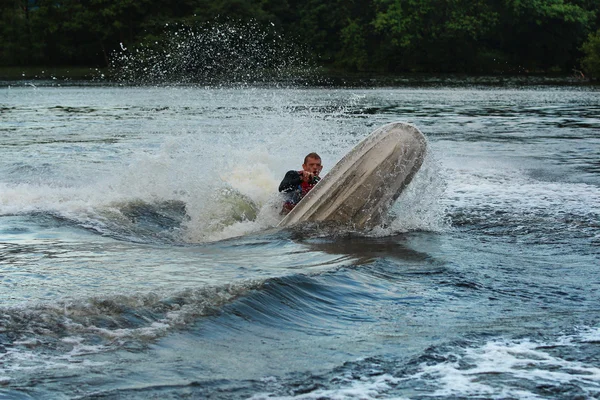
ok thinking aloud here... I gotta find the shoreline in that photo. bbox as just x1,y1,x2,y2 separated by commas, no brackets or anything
0,66,594,87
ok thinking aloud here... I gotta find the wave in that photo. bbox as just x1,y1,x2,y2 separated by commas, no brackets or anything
0,181,276,244
0,151,446,245
0,253,428,377
0,280,265,380
0,264,391,384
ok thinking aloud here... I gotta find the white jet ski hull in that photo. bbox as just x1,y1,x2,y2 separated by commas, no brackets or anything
278,122,427,229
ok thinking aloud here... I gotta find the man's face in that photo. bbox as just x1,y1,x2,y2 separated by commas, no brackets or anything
303,157,323,176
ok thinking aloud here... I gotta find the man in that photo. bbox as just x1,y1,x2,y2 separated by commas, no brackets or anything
278,152,323,214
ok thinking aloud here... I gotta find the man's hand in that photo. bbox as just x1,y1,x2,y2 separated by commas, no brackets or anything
299,170,315,182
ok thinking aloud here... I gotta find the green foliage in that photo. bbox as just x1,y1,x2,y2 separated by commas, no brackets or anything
1,0,599,74
372,0,500,72
497,0,596,71
581,29,600,77
339,19,369,70
0,0,30,65
287,0,349,63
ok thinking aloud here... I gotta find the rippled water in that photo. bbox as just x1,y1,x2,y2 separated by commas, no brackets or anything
1,81,599,399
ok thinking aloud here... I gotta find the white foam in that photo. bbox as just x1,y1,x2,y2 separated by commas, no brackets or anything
576,326,600,343
0,131,285,243
409,332,600,398
0,346,94,374
250,373,404,400
444,158,600,216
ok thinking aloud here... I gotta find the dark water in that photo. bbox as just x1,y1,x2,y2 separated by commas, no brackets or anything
1,82,599,399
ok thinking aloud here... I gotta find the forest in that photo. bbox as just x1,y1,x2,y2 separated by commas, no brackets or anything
2,0,600,77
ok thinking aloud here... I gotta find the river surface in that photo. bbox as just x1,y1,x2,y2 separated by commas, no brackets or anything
1,81,599,399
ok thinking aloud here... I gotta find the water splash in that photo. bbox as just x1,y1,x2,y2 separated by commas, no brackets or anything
110,21,316,86
371,148,450,235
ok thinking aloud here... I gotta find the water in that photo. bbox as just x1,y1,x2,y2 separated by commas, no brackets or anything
1,81,599,399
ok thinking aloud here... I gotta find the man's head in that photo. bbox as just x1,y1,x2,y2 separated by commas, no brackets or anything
302,152,323,176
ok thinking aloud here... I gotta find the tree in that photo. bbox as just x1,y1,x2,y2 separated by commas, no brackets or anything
494,0,596,72
581,29,600,78
0,0,32,65
1,0,599,74
372,0,499,72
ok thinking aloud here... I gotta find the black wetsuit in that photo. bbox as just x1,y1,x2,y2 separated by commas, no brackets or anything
279,171,303,193
278,170,319,213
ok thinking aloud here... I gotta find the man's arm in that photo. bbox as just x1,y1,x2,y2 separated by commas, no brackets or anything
279,170,302,192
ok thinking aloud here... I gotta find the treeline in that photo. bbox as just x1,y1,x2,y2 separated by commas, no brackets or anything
2,0,600,76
